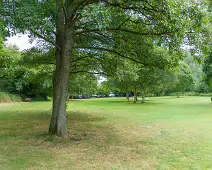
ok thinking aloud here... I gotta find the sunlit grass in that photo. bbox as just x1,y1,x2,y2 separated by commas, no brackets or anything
0,96,212,169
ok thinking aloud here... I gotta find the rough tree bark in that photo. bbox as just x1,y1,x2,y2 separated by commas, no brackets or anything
49,1,73,137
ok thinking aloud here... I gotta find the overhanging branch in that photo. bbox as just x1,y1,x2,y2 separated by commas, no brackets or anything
71,70,111,76
75,28,173,37
28,29,59,49
75,46,147,66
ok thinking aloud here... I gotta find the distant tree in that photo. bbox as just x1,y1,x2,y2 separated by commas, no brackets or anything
203,46,212,92
0,44,22,92
112,60,139,103
69,73,98,98
184,52,205,92
174,62,195,97
0,46,54,98
137,47,173,103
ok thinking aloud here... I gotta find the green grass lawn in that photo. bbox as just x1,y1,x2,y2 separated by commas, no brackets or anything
0,96,212,170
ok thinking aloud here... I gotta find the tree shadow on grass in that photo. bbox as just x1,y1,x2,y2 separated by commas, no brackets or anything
126,101,165,106
0,109,121,147
107,100,132,103
107,99,165,105
67,111,105,122
65,111,120,145
0,109,161,170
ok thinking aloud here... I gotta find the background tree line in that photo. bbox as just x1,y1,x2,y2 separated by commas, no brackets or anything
0,38,210,102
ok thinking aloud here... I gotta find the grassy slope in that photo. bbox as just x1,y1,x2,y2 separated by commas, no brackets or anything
0,96,211,170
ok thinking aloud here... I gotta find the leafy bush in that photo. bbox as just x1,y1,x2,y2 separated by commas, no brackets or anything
0,92,22,103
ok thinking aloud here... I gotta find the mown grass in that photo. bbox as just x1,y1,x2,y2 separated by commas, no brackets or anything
0,96,212,169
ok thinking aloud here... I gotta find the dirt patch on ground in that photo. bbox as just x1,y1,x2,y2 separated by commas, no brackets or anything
0,102,28,107
0,103,12,106
0,102,27,105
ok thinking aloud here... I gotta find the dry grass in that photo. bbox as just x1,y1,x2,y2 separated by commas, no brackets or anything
0,97,212,169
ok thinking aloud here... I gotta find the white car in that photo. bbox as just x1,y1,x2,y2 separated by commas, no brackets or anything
109,93,115,97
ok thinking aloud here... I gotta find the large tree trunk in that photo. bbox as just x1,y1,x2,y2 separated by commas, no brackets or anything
49,1,73,137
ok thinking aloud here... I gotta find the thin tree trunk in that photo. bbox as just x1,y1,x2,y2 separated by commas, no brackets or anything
126,92,129,102
134,86,137,103
142,87,146,103
177,92,179,98
49,1,73,137
142,95,145,103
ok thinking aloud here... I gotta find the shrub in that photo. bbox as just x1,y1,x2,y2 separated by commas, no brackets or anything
0,92,22,103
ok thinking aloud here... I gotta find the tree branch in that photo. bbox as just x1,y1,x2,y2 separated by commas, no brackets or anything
75,46,148,66
101,0,165,13
75,28,173,37
59,0,68,21
71,70,111,76
28,29,59,49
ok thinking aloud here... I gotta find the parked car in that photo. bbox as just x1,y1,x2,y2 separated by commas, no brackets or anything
109,93,115,97
97,95,105,98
